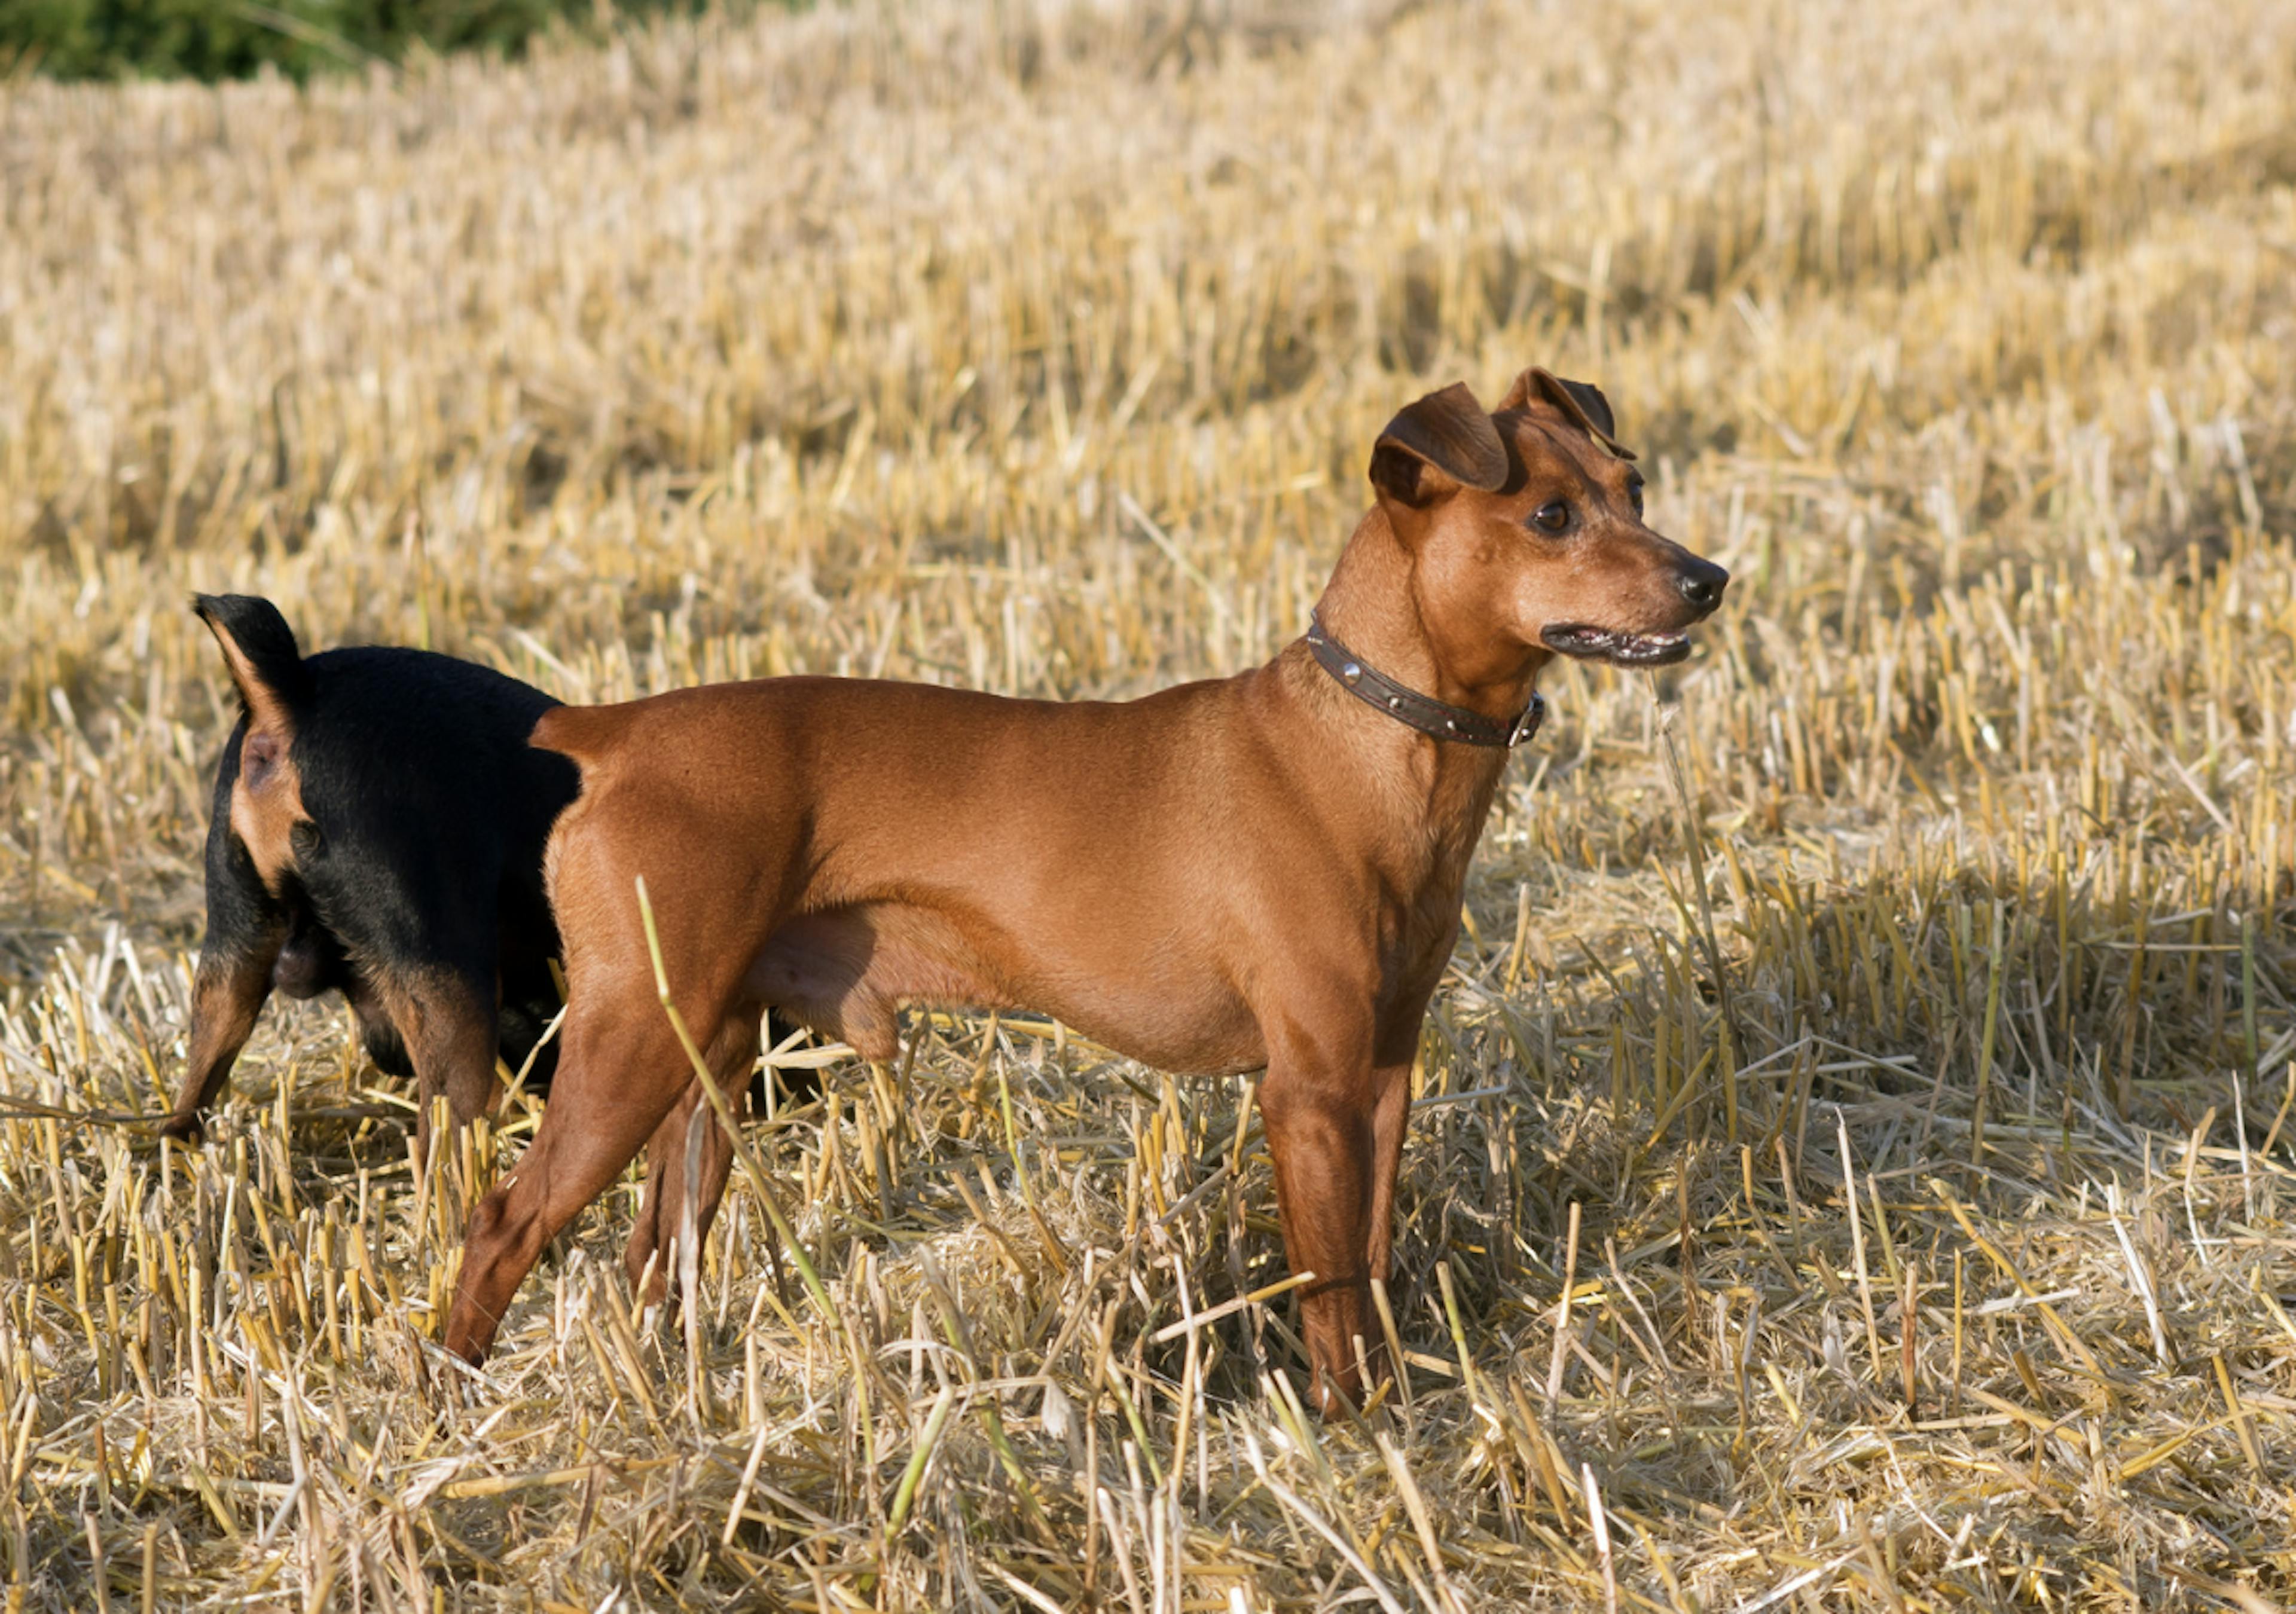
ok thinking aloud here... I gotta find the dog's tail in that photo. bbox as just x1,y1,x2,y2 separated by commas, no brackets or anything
193,594,312,719
529,702,642,771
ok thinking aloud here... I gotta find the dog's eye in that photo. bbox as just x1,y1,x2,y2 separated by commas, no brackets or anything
1530,500,1571,534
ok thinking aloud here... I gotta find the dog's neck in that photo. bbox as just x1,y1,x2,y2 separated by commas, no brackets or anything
1306,506,1547,729
1263,507,1539,875
1257,505,1536,962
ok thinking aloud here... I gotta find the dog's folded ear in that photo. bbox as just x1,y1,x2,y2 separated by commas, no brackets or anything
1499,367,1637,461
1369,382,1510,508
193,594,312,727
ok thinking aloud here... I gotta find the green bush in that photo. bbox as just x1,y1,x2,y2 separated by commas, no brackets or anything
0,0,708,80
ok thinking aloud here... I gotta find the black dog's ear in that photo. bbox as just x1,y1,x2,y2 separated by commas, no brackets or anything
1498,367,1637,460
1368,382,1510,509
193,595,310,729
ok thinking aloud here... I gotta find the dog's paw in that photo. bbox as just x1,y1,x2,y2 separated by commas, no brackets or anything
156,1114,207,1147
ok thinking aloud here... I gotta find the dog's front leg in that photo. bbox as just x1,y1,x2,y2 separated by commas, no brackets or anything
1359,1002,1433,1393
1258,1013,1393,1415
383,969,502,1167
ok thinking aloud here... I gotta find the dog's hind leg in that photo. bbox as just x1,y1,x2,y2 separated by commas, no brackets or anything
445,1005,699,1364
625,1009,761,1306
624,1096,692,1307
162,930,284,1144
163,809,287,1145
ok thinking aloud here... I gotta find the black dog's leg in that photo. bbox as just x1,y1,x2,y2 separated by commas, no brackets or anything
756,1011,822,1113
163,928,284,1144
322,853,505,1164
376,965,502,1167
164,739,287,1145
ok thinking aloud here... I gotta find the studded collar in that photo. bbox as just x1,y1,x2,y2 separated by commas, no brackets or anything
1303,614,1546,748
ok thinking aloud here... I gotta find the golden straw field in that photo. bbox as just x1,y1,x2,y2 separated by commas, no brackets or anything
5,0,2296,1605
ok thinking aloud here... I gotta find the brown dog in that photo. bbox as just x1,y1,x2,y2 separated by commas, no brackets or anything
442,368,1726,1410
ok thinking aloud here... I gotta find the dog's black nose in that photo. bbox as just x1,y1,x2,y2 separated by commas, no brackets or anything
1677,560,1729,614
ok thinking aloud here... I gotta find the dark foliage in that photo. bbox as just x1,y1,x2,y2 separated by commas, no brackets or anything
1,0,733,81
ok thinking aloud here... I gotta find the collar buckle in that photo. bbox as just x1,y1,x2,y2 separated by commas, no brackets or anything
1506,693,1547,748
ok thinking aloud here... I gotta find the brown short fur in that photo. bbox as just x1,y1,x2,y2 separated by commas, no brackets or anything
443,369,1729,1411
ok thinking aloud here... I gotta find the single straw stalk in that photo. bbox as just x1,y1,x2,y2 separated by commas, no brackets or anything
635,876,839,1339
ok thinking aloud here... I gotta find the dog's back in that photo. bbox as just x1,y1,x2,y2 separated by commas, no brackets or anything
292,644,577,941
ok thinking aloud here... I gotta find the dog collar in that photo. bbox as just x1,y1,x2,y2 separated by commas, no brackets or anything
1304,615,1545,748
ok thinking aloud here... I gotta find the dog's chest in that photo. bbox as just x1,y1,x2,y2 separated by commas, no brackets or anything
1369,760,1509,989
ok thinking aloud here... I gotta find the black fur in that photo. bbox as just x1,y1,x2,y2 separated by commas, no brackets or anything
193,594,312,706
169,596,804,1142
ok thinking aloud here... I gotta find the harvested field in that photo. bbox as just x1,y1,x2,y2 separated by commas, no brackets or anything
4,0,2296,1606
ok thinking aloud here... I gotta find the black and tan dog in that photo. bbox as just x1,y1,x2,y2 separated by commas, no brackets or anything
164,596,803,1181
162,595,579,1158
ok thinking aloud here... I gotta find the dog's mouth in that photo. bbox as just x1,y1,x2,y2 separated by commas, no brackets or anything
1540,623,1693,667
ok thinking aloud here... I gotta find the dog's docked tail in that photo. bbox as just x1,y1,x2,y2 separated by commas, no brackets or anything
529,703,643,771
193,594,313,719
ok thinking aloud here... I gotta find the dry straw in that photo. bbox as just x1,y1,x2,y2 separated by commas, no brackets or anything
3,0,2295,1606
